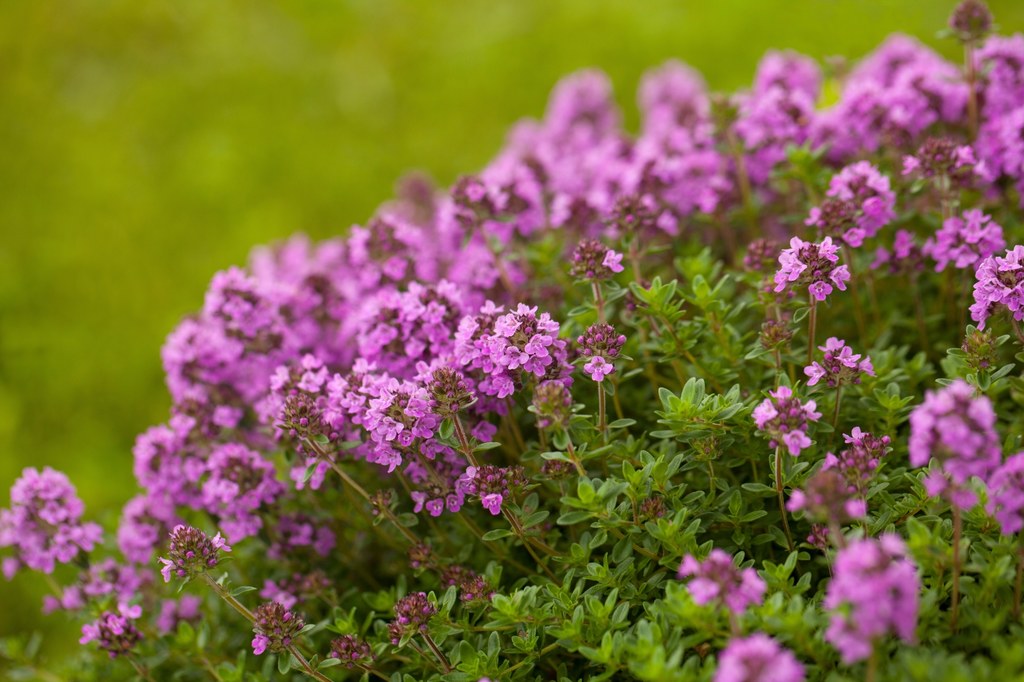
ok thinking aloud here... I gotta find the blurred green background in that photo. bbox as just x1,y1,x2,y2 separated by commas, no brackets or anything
1,0,1021,670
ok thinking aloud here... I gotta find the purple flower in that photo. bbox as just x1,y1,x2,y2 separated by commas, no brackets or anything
715,633,805,682
570,240,625,281
0,467,103,577
456,302,570,399
787,469,867,525
823,428,891,496
925,210,1005,272
79,606,142,659
158,524,232,583
804,337,874,388
908,380,1001,509
825,161,896,238
155,595,202,634
872,229,925,276
811,35,965,161
986,452,1024,536
459,465,527,516
677,549,766,614
200,443,285,542
901,137,980,189
252,602,305,655
116,493,177,565
389,592,437,644
577,323,626,383
808,162,895,247
970,245,1024,329
773,237,850,302
824,535,920,664
752,386,821,456
330,634,374,669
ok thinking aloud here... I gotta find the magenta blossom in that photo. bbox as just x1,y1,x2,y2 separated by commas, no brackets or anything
824,535,920,664
715,633,805,682
925,209,1005,272
970,245,1024,329
678,549,766,614
753,385,821,456
986,452,1024,536
804,337,874,388
773,237,851,302
908,380,1001,509
0,467,103,578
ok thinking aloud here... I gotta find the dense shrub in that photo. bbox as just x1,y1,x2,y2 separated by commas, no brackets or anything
4,2,1024,680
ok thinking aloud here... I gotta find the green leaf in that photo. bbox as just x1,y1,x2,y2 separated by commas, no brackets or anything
482,528,514,541
558,511,593,525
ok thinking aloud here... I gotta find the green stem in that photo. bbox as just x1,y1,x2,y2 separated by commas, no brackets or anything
286,645,334,682
832,386,842,431
1015,545,1023,621
452,414,480,467
774,447,795,553
952,505,962,633
807,297,818,367
592,281,607,323
421,634,452,674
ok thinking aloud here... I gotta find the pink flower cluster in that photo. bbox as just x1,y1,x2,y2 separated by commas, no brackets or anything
773,237,851,302
807,162,896,248
804,337,874,389
908,380,1001,509
986,452,1024,536
577,323,627,382
824,535,919,663
925,210,1005,272
752,386,821,456
0,467,103,578
970,245,1024,329
677,549,766,614
715,633,805,682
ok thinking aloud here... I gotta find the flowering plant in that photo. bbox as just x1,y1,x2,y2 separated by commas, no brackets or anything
5,2,1024,681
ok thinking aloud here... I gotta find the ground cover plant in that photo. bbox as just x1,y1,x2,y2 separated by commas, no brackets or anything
4,1,1024,680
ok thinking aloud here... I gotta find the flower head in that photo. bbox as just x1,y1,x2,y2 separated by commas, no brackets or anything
986,452,1024,535
677,549,766,614
570,239,625,281
532,380,573,430
388,592,436,644
752,386,821,456
79,608,142,659
823,428,890,495
824,535,920,663
577,323,626,382
252,602,305,655
908,380,1001,508
426,367,475,419
715,633,805,682
330,634,374,669
949,0,993,44
970,245,1024,329
158,525,232,583
773,237,850,302
788,469,867,525
926,210,1005,272
804,337,874,388
0,467,103,577
459,465,528,516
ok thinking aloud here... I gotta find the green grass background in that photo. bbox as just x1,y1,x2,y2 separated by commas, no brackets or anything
1,0,1022,668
